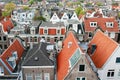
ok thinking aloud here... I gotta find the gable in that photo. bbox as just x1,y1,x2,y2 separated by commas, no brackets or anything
61,13,69,22
70,12,79,21
88,30,118,68
65,54,98,80
50,13,60,23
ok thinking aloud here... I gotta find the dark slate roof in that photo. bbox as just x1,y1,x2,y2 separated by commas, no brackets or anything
22,43,54,66
40,21,64,27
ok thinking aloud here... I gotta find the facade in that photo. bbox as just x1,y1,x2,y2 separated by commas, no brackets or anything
0,18,14,51
22,43,55,80
0,38,24,79
39,21,66,43
57,31,98,80
88,30,120,80
84,17,119,41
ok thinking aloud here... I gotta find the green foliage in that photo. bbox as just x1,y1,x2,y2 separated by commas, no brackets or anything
85,2,92,7
22,6,30,11
118,12,120,18
5,2,16,12
75,7,85,16
112,2,118,6
29,0,34,5
96,2,103,6
33,16,46,21
2,11,10,17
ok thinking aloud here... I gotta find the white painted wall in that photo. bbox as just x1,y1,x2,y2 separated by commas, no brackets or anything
97,46,120,80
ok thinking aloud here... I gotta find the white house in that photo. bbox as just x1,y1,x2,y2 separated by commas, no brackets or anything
50,12,60,23
88,30,120,80
60,12,69,22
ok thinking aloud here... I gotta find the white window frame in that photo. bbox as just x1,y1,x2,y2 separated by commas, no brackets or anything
26,73,33,80
106,22,114,28
44,73,50,80
90,22,97,27
110,32,115,38
79,64,85,72
107,69,115,77
35,73,42,80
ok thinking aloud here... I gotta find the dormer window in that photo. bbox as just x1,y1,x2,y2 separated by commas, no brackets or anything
106,22,113,28
7,57,16,69
90,22,97,27
12,51,18,60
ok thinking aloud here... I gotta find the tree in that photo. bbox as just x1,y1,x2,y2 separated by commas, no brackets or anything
29,0,34,6
96,2,103,6
22,6,30,11
4,2,16,14
75,7,85,16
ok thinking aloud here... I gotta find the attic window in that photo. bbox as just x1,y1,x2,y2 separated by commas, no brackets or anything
90,22,97,27
69,48,81,68
116,57,120,63
106,22,113,28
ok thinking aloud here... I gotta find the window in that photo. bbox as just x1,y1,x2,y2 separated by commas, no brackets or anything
3,36,7,41
12,51,18,60
0,37,1,41
90,22,97,27
26,73,33,80
34,36,38,42
70,48,81,68
116,57,120,63
35,73,42,80
4,45,7,49
7,57,16,68
57,28,61,35
0,66,4,75
0,44,2,49
76,77,86,80
79,65,85,71
47,37,50,42
106,22,113,28
107,69,114,77
44,29,48,34
44,73,50,80
88,32,92,38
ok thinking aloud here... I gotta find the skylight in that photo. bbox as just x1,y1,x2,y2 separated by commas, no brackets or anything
69,48,81,68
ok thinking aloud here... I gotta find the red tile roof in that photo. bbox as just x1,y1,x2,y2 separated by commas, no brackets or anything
88,30,118,68
0,39,24,73
57,31,82,80
84,17,119,32
1,18,14,33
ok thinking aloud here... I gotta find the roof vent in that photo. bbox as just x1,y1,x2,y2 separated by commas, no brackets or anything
34,57,39,61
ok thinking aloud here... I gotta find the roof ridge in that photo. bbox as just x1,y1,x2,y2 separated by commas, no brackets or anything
23,43,42,65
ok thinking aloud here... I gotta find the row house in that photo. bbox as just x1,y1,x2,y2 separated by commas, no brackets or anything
39,21,66,43
57,31,98,80
22,42,54,80
50,12,85,41
0,38,25,79
84,17,119,42
0,18,14,51
11,9,35,25
87,30,120,80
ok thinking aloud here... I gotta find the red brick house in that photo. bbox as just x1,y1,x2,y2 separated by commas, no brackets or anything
84,17,119,41
39,21,66,43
